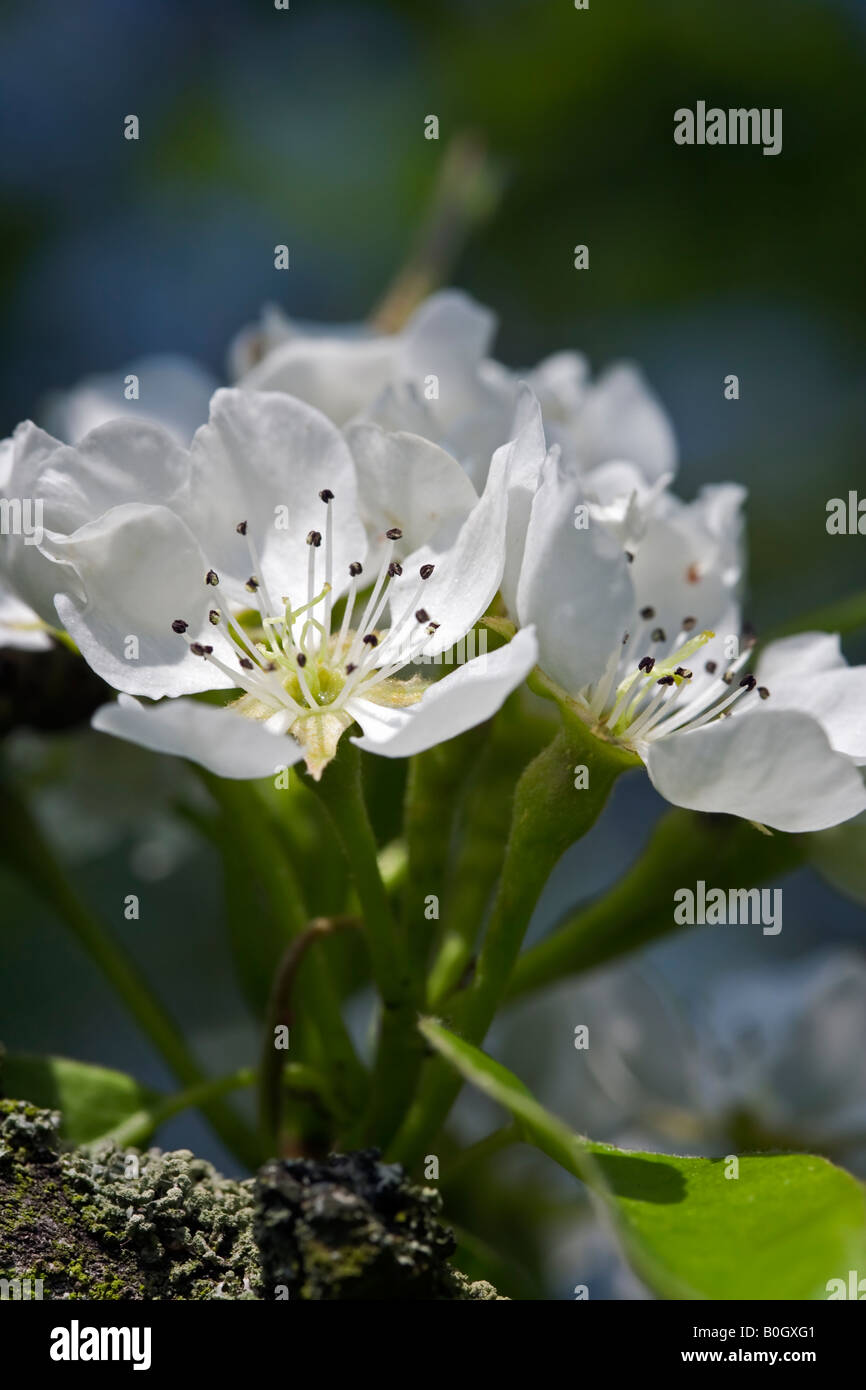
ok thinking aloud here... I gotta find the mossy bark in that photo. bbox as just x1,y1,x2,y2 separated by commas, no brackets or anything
0,1101,502,1300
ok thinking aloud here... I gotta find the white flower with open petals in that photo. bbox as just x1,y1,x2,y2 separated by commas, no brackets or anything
33,389,538,780
515,454,866,832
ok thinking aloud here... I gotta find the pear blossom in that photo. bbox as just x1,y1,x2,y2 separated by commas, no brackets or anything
515,454,866,832
26,389,538,780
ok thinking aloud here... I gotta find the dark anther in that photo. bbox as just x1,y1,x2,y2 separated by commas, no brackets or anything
415,608,430,624
651,627,666,644
638,656,655,673
297,653,307,668
622,631,630,645
705,660,718,674
239,657,254,670
681,616,697,631
208,609,220,625
346,663,357,674
758,686,770,700
205,570,219,586
640,606,655,620
739,675,757,691
387,562,403,578
363,633,379,647
307,530,322,548
349,561,363,577
319,489,334,503
246,577,259,592
428,621,440,631
385,527,403,541
675,667,692,679
657,674,676,686
171,619,188,634
236,520,248,535
625,550,634,563
190,642,213,657
420,563,435,580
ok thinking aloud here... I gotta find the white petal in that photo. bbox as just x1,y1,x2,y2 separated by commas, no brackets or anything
645,707,866,832
240,334,397,425
573,364,678,482
516,452,633,694
754,639,866,764
497,386,548,618
379,387,547,663
187,389,366,605
756,631,846,682
46,504,236,698
40,355,217,445
0,585,52,650
227,303,294,381
628,487,745,641
345,422,478,555
399,291,497,403
351,626,538,758
526,351,589,424
93,694,301,780
399,291,513,485
4,417,192,621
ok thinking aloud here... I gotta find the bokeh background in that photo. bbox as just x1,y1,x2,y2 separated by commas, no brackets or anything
2,0,865,1298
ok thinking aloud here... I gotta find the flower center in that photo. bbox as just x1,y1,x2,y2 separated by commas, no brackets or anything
169,491,440,774
576,607,770,752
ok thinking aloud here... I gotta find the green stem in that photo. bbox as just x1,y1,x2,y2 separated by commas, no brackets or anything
390,717,633,1167
402,724,488,982
443,1123,520,1184
199,773,368,1141
426,694,553,1008
312,744,421,1148
0,777,262,1170
103,1068,256,1149
509,807,806,1001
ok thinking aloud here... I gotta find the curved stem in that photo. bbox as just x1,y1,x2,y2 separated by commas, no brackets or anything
259,915,362,1153
199,772,368,1147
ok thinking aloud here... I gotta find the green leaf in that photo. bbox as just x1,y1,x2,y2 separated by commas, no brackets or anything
0,1053,161,1145
420,1019,866,1300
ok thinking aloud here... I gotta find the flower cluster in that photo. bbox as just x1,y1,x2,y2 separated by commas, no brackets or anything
1,291,864,827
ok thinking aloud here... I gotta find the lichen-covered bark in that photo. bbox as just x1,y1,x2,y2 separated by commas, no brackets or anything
0,1101,503,1300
